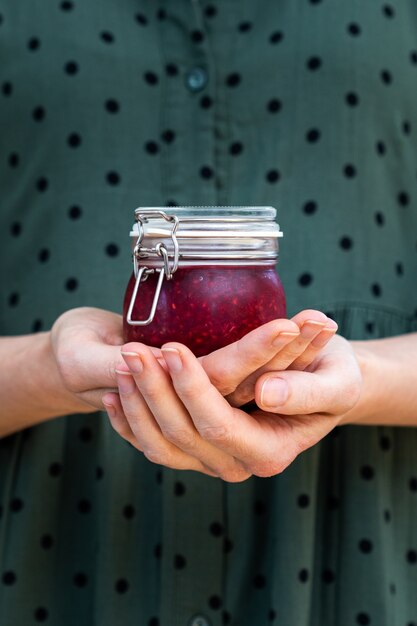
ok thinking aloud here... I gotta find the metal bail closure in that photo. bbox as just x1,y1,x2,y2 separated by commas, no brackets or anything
127,210,179,326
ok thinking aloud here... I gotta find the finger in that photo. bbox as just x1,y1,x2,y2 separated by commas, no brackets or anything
115,365,218,476
102,392,145,451
227,318,331,406
255,353,362,416
121,345,250,482
199,318,301,396
289,322,338,371
160,342,300,470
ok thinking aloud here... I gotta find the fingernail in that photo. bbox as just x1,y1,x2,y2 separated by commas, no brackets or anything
311,328,337,348
103,401,116,419
115,369,136,393
161,348,183,373
271,331,299,347
324,319,338,331
121,351,144,374
260,378,289,408
300,320,326,339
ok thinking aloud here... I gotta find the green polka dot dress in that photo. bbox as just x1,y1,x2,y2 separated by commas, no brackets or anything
1,2,417,625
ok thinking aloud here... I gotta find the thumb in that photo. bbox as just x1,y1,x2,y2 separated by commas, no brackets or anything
255,367,360,416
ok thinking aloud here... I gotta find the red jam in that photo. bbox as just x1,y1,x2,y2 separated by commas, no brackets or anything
123,264,286,356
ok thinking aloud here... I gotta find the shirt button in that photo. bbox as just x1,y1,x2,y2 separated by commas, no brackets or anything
188,615,211,626
185,67,208,92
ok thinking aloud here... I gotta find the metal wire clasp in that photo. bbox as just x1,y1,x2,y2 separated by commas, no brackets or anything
126,210,179,326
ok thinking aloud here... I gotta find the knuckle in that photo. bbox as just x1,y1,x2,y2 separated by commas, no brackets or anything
207,369,236,396
143,448,172,467
217,466,252,483
198,423,232,444
162,427,198,450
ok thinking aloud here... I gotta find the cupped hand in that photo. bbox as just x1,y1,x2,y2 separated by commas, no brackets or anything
102,312,357,481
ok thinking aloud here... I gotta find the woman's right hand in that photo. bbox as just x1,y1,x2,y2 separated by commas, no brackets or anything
50,306,130,412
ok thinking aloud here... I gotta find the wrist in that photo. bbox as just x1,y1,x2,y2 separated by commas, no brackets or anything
338,340,383,425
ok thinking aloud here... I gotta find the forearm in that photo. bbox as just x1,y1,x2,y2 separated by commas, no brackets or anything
0,332,89,438
341,333,417,426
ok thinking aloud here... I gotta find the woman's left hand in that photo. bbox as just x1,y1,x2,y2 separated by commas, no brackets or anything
103,333,362,482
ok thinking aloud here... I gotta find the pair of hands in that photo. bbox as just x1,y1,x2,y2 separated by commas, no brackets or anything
50,307,362,482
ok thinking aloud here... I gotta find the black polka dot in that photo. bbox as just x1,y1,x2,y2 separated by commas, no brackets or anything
395,262,404,276
105,243,119,257
253,499,267,515
36,177,49,192
48,462,62,477
105,99,119,113
226,73,241,87
238,21,252,32
268,609,277,621
68,205,82,220
205,5,217,18
360,465,375,480
28,37,41,51
123,504,135,519
410,50,417,65
397,192,410,207
380,69,392,85
156,9,166,20
376,141,386,156
144,71,159,86
379,435,392,450
384,509,391,523
8,292,19,307
229,141,243,155
161,129,175,144
60,1,74,10
115,578,129,593
148,618,159,626
322,569,335,583
343,164,356,178
165,63,179,77
8,152,19,167
135,13,148,26
371,283,382,297
253,574,266,589
34,607,49,622
298,568,309,582
208,595,222,610
174,481,186,496
356,613,371,625
346,92,359,106
359,539,373,554
327,495,340,510
95,466,103,480
222,610,231,624
64,60,79,75
67,133,81,148
73,572,88,587
2,571,16,585
106,171,120,185
306,56,322,71
174,554,186,569
306,128,321,143
10,221,22,236
77,499,91,513
200,95,213,109
407,550,417,564
402,121,411,136
297,493,310,507
100,31,114,43
78,427,93,441
191,30,205,43
269,31,283,44
209,522,224,537
339,236,353,250
347,23,361,36
382,4,395,18
298,274,313,288
65,277,78,291
200,165,214,179
267,98,282,113
32,106,45,121
223,538,233,553
409,477,417,492
303,200,317,215
375,211,385,226
266,169,280,183
41,534,54,549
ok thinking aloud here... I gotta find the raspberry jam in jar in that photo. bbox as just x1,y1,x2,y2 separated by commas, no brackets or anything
123,207,286,356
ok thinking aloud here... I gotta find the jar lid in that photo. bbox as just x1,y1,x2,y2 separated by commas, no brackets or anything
130,206,283,264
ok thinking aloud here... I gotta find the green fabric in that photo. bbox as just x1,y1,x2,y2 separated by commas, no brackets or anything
1,1,417,625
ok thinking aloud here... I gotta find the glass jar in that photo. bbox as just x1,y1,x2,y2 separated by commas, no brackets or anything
122,206,286,357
